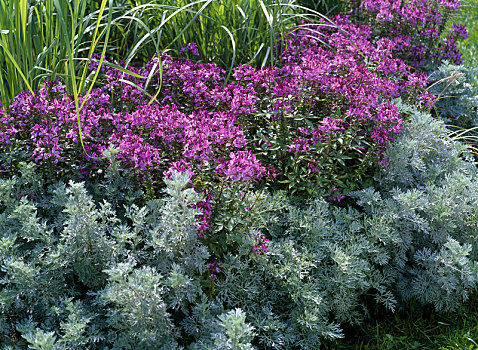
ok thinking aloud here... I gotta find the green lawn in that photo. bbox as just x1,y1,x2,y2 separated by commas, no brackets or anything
325,297,478,349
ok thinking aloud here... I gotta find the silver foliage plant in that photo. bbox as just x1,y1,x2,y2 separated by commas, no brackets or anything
0,166,255,349
1,106,478,348
214,107,478,348
427,62,478,127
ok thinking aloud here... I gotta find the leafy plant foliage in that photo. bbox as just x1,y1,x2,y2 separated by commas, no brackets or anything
427,62,478,127
1,16,434,203
1,107,478,349
0,0,476,348
351,0,467,69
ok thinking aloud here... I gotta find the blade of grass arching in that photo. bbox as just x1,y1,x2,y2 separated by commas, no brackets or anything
220,25,236,83
33,66,104,84
118,78,156,100
147,58,162,105
75,55,158,105
248,42,265,65
235,3,247,19
141,60,159,104
448,125,478,138
286,24,335,52
29,42,58,85
118,0,213,65
79,58,150,79
144,5,166,105
259,0,274,66
282,3,367,60
261,46,270,68
138,22,163,106
269,1,299,64
119,16,163,106
120,3,200,19
148,0,215,58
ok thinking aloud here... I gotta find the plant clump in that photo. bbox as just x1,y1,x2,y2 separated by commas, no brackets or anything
1,1,477,348
352,0,468,68
1,16,433,201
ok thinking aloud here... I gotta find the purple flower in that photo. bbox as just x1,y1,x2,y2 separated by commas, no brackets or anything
217,151,266,182
250,233,269,254
180,43,200,56
206,260,222,279
358,0,465,66
0,13,436,204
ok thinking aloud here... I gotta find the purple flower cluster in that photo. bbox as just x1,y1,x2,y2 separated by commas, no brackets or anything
250,233,269,255
327,187,347,203
193,192,214,233
0,16,434,202
256,17,434,193
216,151,266,182
0,81,260,185
206,260,222,279
180,43,200,57
357,0,466,66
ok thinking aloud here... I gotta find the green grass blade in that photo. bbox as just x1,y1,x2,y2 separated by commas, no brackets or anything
0,38,35,95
